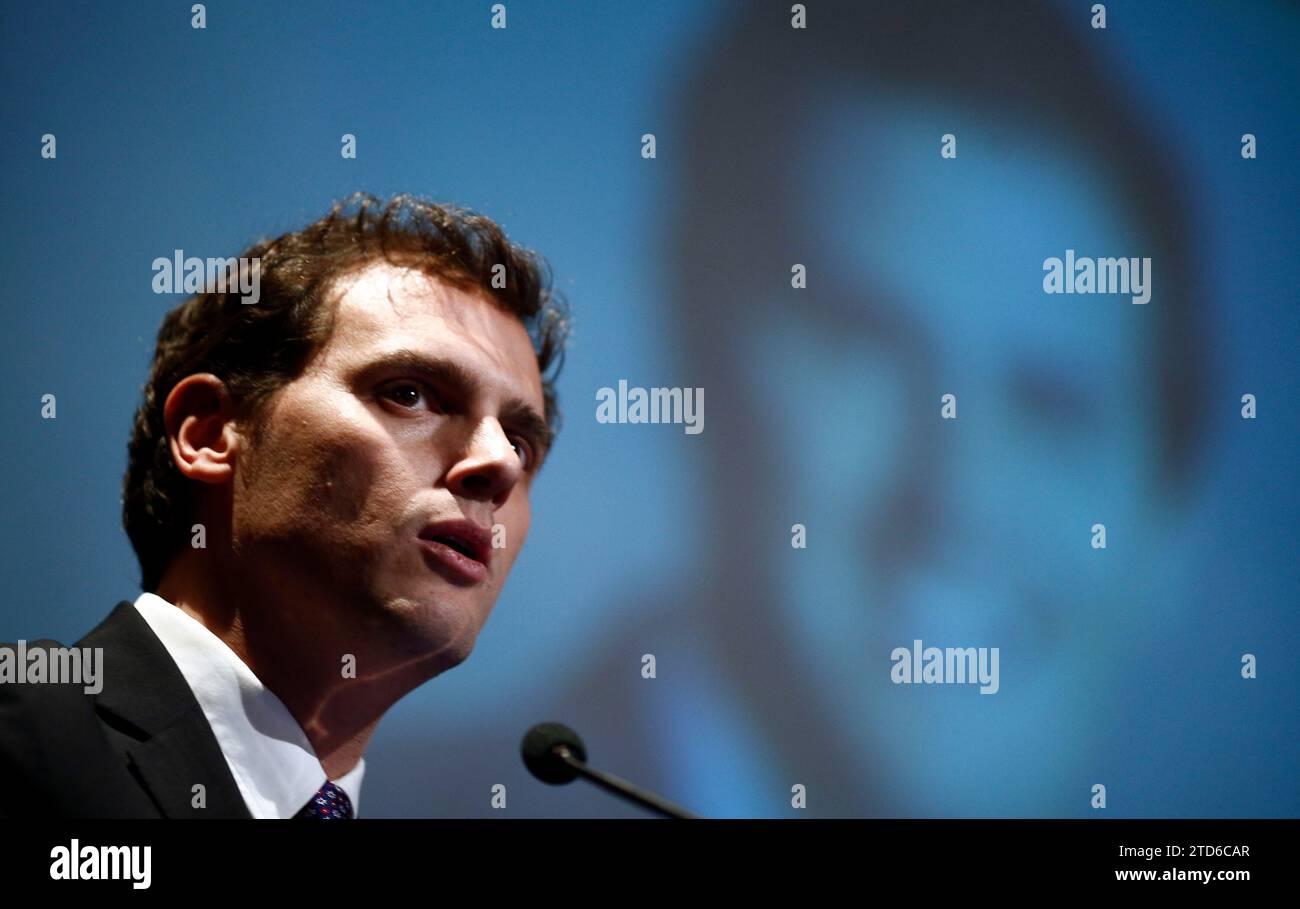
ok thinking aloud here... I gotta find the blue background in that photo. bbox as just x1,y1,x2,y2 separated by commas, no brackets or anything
1,0,1296,817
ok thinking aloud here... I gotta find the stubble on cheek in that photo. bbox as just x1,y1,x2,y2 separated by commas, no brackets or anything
233,413,406,591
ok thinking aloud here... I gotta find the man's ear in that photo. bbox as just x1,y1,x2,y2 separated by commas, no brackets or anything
163,373,241,485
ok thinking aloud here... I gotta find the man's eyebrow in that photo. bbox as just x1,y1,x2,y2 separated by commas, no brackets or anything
367,348,554,461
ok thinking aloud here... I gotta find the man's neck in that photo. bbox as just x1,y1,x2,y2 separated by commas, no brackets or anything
154,550,427,779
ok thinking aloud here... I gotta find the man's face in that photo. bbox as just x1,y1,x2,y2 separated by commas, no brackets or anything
227,261,547,672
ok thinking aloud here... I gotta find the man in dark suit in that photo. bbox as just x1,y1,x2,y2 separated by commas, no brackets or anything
1,604,253,818
0,193,568,818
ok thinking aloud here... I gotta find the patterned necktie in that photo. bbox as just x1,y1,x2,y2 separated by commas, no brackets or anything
294,781,354,819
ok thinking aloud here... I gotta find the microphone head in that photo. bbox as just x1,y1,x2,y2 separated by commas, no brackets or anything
521,722,588,784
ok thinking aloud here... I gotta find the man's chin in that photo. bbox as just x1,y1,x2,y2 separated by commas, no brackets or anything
374,594,483,668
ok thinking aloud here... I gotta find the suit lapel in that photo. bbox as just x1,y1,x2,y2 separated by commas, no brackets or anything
124,715,252,818
80,602,252,818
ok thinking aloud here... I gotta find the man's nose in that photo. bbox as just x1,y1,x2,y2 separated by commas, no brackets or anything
445,417,524,509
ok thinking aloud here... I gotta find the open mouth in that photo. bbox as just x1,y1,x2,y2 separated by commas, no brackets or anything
417,520,493,570
427,534,480,562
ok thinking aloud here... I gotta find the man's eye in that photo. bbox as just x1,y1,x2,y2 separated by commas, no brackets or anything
510,437,534,471
384,382,435,410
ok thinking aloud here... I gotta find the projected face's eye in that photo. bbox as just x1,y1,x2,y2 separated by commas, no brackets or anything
1007,363,1095,430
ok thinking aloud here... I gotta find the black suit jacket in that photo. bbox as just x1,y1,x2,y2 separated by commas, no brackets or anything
0,601,252,818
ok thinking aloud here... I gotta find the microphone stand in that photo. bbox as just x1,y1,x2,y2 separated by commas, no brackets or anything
551,745,700,819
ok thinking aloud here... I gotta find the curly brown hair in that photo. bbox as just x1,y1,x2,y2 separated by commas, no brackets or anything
123,192,569,593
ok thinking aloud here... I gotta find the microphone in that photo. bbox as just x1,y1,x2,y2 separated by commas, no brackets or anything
521,722,701,819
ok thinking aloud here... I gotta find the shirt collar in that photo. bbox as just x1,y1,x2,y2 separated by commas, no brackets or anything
132,592,365,818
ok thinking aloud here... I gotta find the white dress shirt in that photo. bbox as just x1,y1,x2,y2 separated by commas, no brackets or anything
132,592,365,818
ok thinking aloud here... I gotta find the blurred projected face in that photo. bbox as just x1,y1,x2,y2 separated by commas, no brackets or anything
741,96,1171,815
